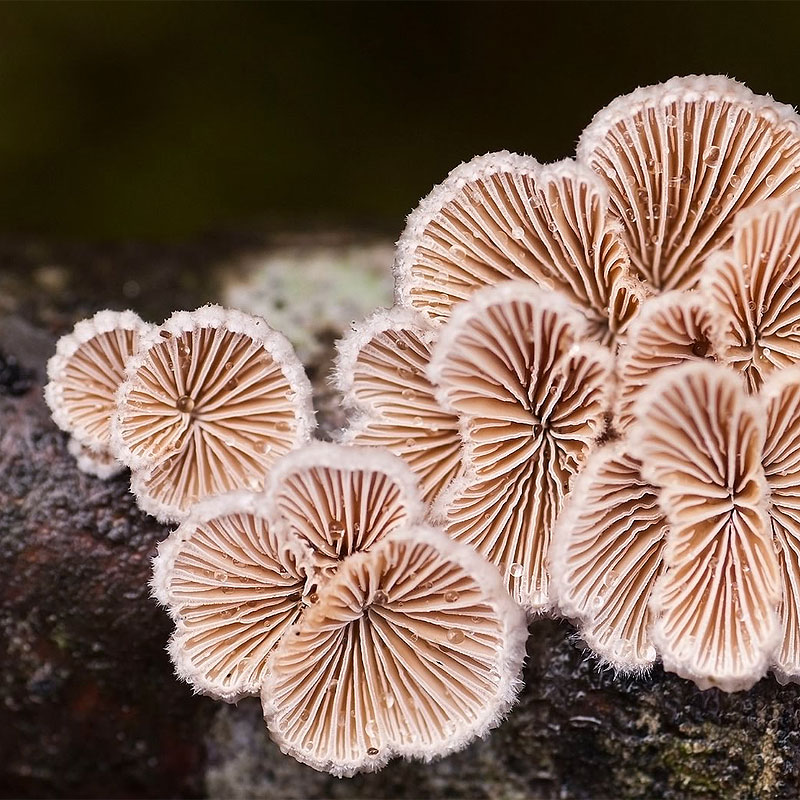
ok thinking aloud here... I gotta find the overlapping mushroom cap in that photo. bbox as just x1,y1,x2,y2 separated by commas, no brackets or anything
153,443,527,776
112,305,315,522
45,309,150,478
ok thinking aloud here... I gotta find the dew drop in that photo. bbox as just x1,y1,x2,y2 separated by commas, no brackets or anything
159,330,172,339
365,720,378,738
382,692,395,709
373,590,389,605
447,629,465,644
275,420,291,432
691,339,710,357
703,145,721,166
253,440,270,454
511,226,525,240
409,630,419,643
396,338,408,351
175,395,195,413
401,388,417,401
509,563,523,578
367,747,379,757
449,244,467,262
328,519,344,539
730,173,741,188
213,570,228,582
444,590,459,603
307,592,319,605
766,174,777,189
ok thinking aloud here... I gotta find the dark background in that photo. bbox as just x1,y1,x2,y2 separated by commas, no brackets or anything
1,1,799,242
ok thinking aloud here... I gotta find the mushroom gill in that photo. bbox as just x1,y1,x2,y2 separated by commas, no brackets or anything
394,151,643,344
633,362,780,690
261,525,527,777
702,196,800,392
578,75,800,292
335,308,463,503
429,282,613,610
113,306,314,521
152,492,314,701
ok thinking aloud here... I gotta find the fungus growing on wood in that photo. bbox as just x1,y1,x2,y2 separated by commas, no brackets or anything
578,74,800,292
113,306,314,522
614,291,722,433
430,282,613,610
262,524,527,777
45,309,149,476
633,362,780,690
335,307,462,503
550,443,667,670
702,196,800,392
394,151,644,344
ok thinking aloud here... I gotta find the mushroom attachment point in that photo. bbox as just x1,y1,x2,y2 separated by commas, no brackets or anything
430,282,613,611
262,524,527,777
45,309,150,476
394,151,643,344
335,307,463,503
633,362,780,691
112,306,314,521
578,74,800,292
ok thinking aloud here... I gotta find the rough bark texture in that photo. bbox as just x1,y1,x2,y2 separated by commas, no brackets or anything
2,235,800,800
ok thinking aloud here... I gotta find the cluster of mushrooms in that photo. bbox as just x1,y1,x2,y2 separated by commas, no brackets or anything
45,74,800,775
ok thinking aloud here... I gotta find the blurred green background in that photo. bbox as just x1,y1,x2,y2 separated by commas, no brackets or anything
1,1,799,241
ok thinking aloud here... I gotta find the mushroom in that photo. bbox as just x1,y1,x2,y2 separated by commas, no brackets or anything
429,282,613,610
113,305,314,522
578,74,800,292
335,307,463,503
45,309,150,476
614,290,723,433
394,151,644,344
151,491,315,701
761,367,800,683
550,443,667,670
632,361,780,690
262,523,527,777
702,196,800,392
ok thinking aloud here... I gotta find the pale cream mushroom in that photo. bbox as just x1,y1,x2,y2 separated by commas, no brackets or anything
152,491,315,701
702,196,800,392
578,74,800,292
335,307,463,503
394,151,644,344
45,309,150,477
429,282,613,611
550,443,667,670
614,290,723,433
113,305,314,522
632,362,780,691
761,368,800,683
262,524,527,777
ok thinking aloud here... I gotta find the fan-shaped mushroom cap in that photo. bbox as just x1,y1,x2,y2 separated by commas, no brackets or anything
633,362,780,691
113,306,314,522
615,290,723,433
578,75,800,292
45,309,149,473
334,307,463,503
429,282,613,610
261,524,527,777
702,196,800,392
152,491,315,702
761,368,800,683
266,442,425,568
550,443,668,670
394,151,644,344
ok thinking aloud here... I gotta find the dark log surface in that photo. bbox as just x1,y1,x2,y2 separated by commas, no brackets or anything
2,236,800,800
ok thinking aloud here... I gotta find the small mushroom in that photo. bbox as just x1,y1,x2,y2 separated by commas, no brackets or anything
702,196,800,391
394,151,644,344
615,290,723,433
550,443,667,670
112,305,314,521
632,362,780,690
45,309,150,476
578,74,800,291
429,282,613,610
335,307,463,503
152,491,315,701
262,524,527,777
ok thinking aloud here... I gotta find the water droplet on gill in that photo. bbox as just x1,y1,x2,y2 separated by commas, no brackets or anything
304,741,313,751
547,221,557,233
730,173,742,188
226,377,239,390
213,570,228,582
224,361,234,371
307,592,319,605
247,476,261,491
444,590,459,603
381,692,395,709
409,630,419,643
274,420,291,433
175,395,195,413
510,226,525,240
328,519,344,540
703,145,721,166
253,440,270,454
367,747,379,757
373,590,389,605
159,330,172,339
395,337,408,352
666,113,677,127
691,339,710,357
401,388,417,401
449,244,467,262
509,563,523,578
446,629,465,644
365,719,378,738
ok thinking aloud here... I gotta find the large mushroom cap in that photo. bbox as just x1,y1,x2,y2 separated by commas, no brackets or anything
152,491,314,702
633,361,780,690
335,307,463,504
429,281,613,610
45,309,149,470
578,75,800,292
261,524,527,777
113,305,314,522
394,151,644,344
266,442,425,568
702,195,800,392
